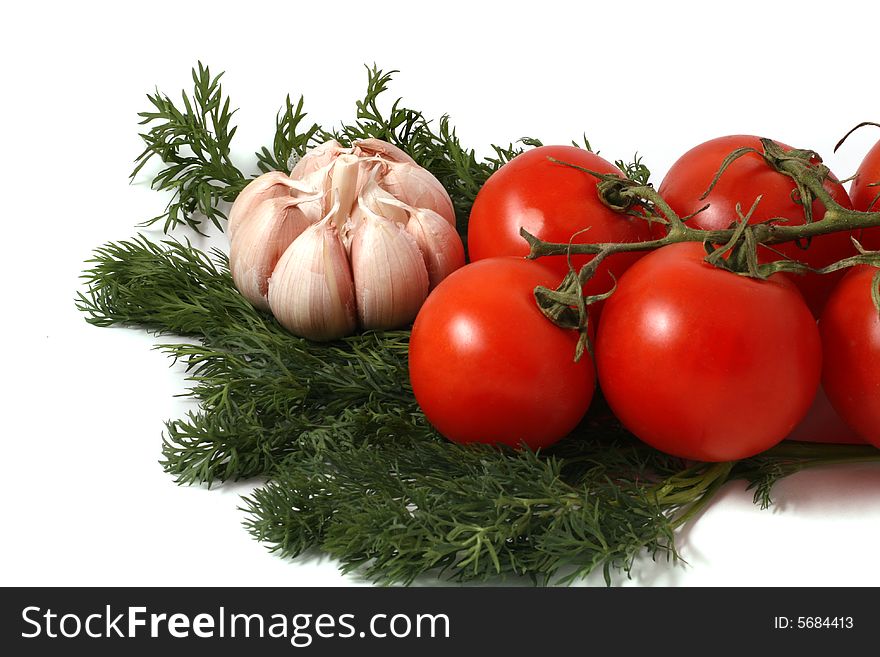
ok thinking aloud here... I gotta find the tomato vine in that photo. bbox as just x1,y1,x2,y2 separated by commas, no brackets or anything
524,138,880,340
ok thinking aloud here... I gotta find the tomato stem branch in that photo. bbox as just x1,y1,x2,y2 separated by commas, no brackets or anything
529,142,880,259
527,140,880,333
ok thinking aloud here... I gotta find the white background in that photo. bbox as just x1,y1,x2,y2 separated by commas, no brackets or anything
2,0,880,587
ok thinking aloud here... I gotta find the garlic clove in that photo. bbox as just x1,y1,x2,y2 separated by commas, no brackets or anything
350,201,429,331
354,138,417,165
354,168,409,227
374,195,465,289
230,197,312,311
289,139,350,180
377,161,456,228
401,205,466,289
228,171,308,239
268,214,358,341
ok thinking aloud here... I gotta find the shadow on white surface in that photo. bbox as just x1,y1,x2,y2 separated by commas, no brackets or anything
763,463,880,516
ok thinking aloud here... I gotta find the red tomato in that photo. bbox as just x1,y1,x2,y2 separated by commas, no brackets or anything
819,265,880,447
595,242,822,462
658,135,854,316
409,257,595,449
467,146,656,300
850,139,880,251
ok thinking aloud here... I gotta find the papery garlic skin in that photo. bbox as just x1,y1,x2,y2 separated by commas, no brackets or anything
228,171,306,239
289,140,349,180
229,197,312,311
267,217,358,341
355,138,417,165
351,203,429,331
229,138,465,341
330,154,363,223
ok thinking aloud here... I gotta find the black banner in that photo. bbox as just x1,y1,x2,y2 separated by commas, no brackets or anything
0,587,873,655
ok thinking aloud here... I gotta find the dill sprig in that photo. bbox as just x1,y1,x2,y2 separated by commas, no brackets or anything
132,63,248,234
255,93,323,174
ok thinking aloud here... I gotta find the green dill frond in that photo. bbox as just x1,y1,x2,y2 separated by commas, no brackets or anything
132,62,247,233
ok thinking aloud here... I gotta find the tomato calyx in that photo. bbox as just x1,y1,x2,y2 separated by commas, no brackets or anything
545,157,639,212
701,197,766,277
546,156,673,232
702,138,835,242
532,261,616,362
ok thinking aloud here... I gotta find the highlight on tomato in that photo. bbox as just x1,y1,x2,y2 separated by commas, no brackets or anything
595,242,822,462
408,257,595,450
658,135,855,316
819,265,880,447
467,145,656,302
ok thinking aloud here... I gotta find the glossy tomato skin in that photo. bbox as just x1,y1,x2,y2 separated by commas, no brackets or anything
658,135,854,316
409,257,595,450
595,242,821,462
467,146,655,299
850,139,880,251
819,266,880,447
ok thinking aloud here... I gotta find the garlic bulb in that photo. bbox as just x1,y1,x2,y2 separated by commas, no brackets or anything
228,138,465,340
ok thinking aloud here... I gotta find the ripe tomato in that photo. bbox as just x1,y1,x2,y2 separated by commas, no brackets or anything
850,139,880,251
595,242,822,462
819,265,880,447
467,146,656,300
658,135,854,316
409,257,595,449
